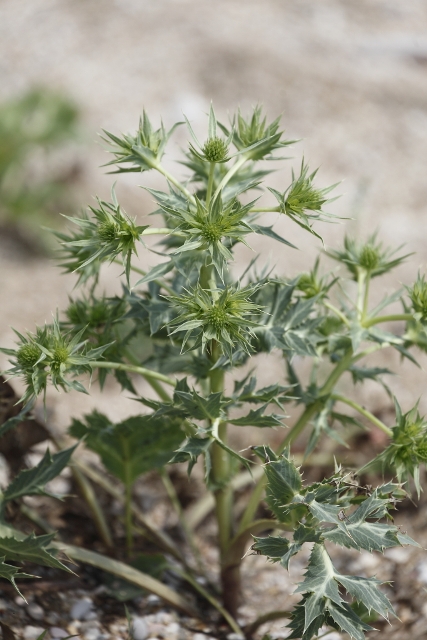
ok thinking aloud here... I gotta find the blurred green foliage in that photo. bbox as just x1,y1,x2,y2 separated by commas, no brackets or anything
0,87,81,251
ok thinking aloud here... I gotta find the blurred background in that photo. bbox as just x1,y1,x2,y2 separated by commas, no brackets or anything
1,0,427,428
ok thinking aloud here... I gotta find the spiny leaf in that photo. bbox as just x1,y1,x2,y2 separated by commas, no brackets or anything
2,445,76,504
169,436,212,475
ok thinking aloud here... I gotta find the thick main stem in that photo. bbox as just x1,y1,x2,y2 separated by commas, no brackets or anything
208,339,239,616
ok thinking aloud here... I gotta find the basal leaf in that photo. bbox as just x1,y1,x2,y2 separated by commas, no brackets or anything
69,412,183,484
0,532,73,573
2,445,76,504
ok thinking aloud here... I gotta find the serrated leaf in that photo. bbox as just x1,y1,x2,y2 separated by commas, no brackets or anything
2,445,76,504
323,491,401,552
328,601,374,640
264,455,302,521
251,224,296,248
69,412,183,484
296,544,391,635
228,405,283,428
134,260,174,286
174,389,225,421
0,532,73,573
0,558,34,600
169,436,212,475
251,535,290,559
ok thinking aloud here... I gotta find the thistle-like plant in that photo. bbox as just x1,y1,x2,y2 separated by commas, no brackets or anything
2,104,427,640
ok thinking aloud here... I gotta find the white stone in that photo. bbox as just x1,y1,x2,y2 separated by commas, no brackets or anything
50,628,70,639
23,626,45,640
27,603,44,621
385,546,411,564
83,629,101,640
131,617,149,640
70,597,94,620
164,622,180,638
418,560,427,584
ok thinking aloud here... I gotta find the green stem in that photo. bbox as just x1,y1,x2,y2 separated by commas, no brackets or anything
123,348,172,402
332,394,392,437
157,164,195,203
123,440,134,556
76,460,187,565
363,273,371,317
206,161,215,208
357,269,366,322
249,207,281,213
160,469,208,578
90,361,175,387
364,313,413,328
213,155,247,201
244,609,291,638
47,432,113,549
112,259,175,295
323,301,350,326
71,464,114,549
140,227,185,237
176,569,243,636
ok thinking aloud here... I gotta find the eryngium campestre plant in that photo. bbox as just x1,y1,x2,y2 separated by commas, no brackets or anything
2,103,427,640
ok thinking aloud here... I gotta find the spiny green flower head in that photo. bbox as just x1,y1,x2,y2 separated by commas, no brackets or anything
61,188,148,287
158,193,255,279
1,317,110,405
53,213,102,287
167,284,263,359
269,160,340,242
296,258,334,299
219,105,295,161
372,398,427,496
407,273,427,321
101,110,182,173
185,104,232,164
65,294,127,331
327,234,411,280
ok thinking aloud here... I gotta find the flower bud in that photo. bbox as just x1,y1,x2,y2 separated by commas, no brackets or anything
408,274,427,320
359,245,379,271
17,343,42,370
202,137,229,163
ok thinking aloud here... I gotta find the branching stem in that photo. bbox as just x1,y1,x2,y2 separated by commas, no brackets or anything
332,394,392,437
157,164,195,203
90,361,175,387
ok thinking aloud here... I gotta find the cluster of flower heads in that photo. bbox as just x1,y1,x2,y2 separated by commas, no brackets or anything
2,317,109,405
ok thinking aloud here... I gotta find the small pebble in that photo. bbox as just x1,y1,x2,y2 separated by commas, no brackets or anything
50,628,70,639
226,634,245,640
418,560,427,584
27,603,44,621
23,625,45,640
146,594,160,605
83,629,101,640
46,613,60,625
70,596,94,620
80,621,100,633
131,617,149,640
385,546,410,564
164,622,180,637
84,610,99,622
